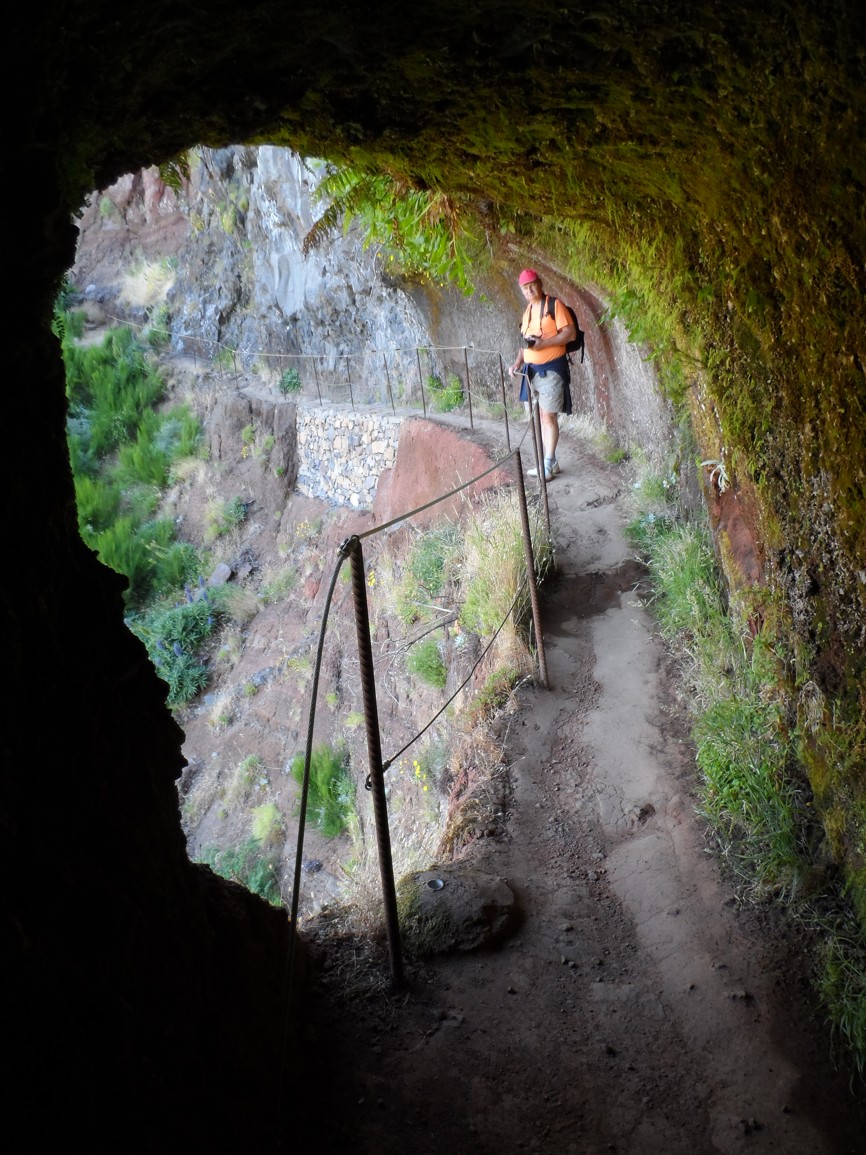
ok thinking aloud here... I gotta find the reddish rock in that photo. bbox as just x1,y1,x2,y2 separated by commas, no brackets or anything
374,416,511,527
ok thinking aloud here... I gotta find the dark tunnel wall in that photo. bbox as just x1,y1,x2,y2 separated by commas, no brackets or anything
7,2,866,1146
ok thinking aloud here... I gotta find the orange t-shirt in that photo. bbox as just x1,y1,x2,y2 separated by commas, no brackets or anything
521,296,571,365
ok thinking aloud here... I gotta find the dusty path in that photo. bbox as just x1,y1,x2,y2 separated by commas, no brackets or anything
299,431,866,1154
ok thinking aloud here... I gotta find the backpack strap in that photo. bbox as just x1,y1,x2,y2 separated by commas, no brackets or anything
548,294,585,363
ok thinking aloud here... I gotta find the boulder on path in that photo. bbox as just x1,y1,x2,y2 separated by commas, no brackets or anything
396,867,518,955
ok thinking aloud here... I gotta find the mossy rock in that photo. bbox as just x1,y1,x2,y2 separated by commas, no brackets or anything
396,867,518,956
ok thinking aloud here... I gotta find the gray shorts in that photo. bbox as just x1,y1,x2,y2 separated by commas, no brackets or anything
529,365,566,414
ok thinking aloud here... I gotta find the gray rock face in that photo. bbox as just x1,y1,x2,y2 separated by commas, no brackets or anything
168,146,434,377
71,145,675,474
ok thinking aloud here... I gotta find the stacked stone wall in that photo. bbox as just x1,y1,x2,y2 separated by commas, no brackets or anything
295,402,403,508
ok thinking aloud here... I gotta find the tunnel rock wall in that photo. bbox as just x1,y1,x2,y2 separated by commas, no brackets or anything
10,1,866,1144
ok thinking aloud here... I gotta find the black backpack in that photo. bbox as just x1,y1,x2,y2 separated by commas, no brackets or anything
544,295,585,363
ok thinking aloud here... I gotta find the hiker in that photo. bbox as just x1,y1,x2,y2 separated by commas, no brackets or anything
508,267,576,480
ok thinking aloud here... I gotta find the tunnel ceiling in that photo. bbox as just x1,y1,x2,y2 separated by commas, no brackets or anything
19,0,866,909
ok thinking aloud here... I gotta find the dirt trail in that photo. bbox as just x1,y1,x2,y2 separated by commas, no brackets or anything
299,430,866,1154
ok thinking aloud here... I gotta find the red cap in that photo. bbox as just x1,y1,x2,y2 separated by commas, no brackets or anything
518,268,540,285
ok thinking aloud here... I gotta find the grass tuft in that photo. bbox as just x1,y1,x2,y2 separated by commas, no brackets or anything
290,743,355,837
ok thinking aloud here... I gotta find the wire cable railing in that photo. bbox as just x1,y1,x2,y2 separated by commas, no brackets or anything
82,308,564,1131
285,409,553,990
88,307,559,996
92,309,526,448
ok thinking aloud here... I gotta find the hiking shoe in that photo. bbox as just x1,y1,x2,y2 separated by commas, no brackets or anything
527,465,556,481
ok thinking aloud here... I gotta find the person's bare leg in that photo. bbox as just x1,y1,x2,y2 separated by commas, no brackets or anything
541,409,559,463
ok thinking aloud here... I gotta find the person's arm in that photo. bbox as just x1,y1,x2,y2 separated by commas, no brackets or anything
535,323,577,348
510,304,530,375
531,323,576,351
534,299,575,350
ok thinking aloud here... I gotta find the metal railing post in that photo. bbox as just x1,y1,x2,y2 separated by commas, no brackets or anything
346,357,355,410
416,348,427,416
344,536,404,988
530,397,551,534
383,352,395,412
514,452,550,689
463,346,473,429
498,355,511,450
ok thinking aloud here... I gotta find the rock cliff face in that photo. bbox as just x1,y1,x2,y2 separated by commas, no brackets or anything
72,146,675,470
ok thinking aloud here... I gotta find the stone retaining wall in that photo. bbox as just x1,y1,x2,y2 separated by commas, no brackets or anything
295,402,403,508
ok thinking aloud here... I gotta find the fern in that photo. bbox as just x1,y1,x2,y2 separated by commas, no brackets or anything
304,162,488,295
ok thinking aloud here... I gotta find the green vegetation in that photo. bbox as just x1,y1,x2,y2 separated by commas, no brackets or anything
60,311,204,611
460,489,552,639
56,294,228,708
815,930,866,1086
214,344,236,369
204,496,248,543
469,665,525,724
289,742,355,837
624,470,866,1083
306,164,487,295
259,563,297,603
426,372,463,413
393,522,461,626
127,584,223,707
251,802,283,844
198,838,283,906
278,367,302,394
407,638,447,689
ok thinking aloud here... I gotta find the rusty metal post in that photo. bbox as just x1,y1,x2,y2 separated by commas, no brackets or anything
346,357,355,410
530,397,551,533
513,452,550,689
463,347,473,429
344,536,404,988
313,359,323,405
383,352,395,412
416,348,427,416
498,355,512,451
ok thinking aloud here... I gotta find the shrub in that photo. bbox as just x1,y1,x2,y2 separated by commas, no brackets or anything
409,523,460,597
152,540,202,596
390,523,460,627
469,665,524,723
694,692,806,896
128,589,221,706
199,838,283,906
426,372,463,412
74,474,121,535
815,928,866,1085
407,638,447,689
251,802,283,844
204,495,248,542
88,516,156,606
278,368,302,394
289,742,355,837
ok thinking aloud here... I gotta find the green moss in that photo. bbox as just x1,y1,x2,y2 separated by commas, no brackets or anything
48,0,866,938
395,873,453,956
